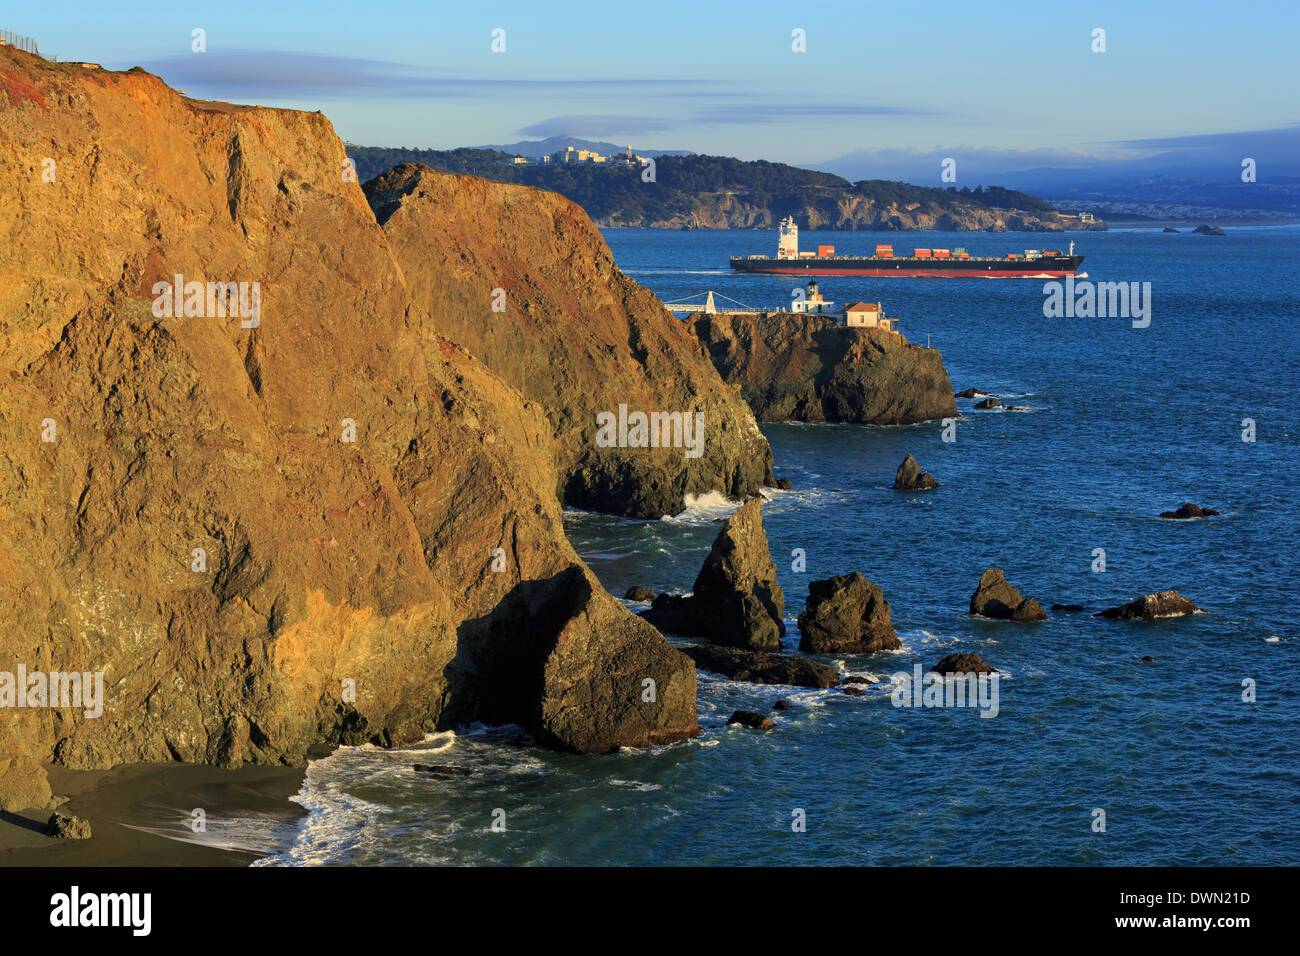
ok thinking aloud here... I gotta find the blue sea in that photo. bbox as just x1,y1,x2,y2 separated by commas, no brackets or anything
258,225,1300,866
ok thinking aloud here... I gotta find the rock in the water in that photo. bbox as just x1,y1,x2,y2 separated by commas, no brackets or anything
842,686,867,697
837,675,879,685
970,569,1048,621
641,499,785,650
1141,655,1156,662
1159,502,1220,519
1193,223,1225,236
46,813,92,840
771,699,792,710
1097,590,1201,619
692,313,957,426
683,644,838,688
413,764,478,778
955,387,988,399
727,710,775,730
974,396,1004,410
624,586,656,602
797,573,900,653
775,477,794,490
1163,227,1180,233
1051,604,1085,613
893,454,940,491
931,653,997,675
1011,597,1048,622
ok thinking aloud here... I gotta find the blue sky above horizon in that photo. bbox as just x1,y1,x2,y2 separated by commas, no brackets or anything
13,0,1299,181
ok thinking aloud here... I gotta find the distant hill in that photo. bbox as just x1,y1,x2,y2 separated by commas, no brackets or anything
472,136,693,160
345,145,1101,232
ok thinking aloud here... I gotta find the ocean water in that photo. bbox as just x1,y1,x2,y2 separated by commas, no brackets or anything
258,225,1300,866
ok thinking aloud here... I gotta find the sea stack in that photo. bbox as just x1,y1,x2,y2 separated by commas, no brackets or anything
969,570,1048,621
894,454,940,490
797,573,900,653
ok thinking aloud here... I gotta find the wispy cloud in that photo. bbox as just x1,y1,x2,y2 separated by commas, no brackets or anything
130,50,719,100
519,115,674,138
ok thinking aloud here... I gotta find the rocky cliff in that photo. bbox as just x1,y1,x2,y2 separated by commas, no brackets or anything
0,49,698,810
692,314,957,425
363,164,774,519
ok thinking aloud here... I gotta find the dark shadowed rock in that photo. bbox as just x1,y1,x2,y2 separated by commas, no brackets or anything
955,387,988,399
837,675,879,686
775,478,794,490
413,764,478,778
842,686,867,696
970,569,1048,621
931,653,997,675
1159,502,1221,519
683,645,838,688
798,573,900,653
1011,597,1048,622
1163,227,1180,233
772,699,792,710
46,813,92,840
727,710,775,730
1051,604,1085,613
624,586,656,602
974,396,1004,410
1097,590,1201,619
893,454,940,491
1193,223,1225,236
641,499,785,650
1141,655,1156,662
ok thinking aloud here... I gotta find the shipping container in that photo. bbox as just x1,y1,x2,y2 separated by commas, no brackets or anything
817,245,835,257
875,244,894,255
934,249,951,258
914,249,932,258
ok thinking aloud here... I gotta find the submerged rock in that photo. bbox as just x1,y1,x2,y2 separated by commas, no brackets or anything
797,573,900,654
727,710,775,730
931,653,997,675
1097,590,1201,619
624,586,656,602
46,813,92,840
641,499,785,650
772,699,793,711
1159,502,1221,519
683,645,838,688
1163,227,1180,233
970,570,1048,621
692,313,957,426
955,387,988,398
842,686,868,697
1051,604,1085,613
893,454,940,491
1193,223,1225,236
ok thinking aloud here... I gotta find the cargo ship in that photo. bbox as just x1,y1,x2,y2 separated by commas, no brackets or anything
730,217,1085,278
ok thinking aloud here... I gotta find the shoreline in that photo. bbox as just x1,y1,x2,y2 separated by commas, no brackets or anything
0,762,308,867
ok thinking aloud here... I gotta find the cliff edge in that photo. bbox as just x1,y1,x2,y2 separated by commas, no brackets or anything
364,163,775,519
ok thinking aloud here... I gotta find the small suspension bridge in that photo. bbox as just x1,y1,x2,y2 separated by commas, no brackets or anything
662,290,760,314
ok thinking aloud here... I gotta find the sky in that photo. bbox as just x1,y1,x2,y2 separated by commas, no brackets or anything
12,0,1299,181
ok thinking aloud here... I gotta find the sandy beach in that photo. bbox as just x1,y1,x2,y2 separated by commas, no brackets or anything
0,762,308,867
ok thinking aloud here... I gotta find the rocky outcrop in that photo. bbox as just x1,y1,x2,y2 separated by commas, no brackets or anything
0,48,699,808
970,570,1048,621
364,164,773,519
974,397,1004,410
955,388,988,399
1097,591,1201,619
894,454,940,491
45,813,93,839
727,710,775,730
624,586,655,602
932,653,996,675
1159,502,1220,519
797,573,900,654
683,645,838,688
642,499,785,650
0,755,54,812
692,313,957,425
1193,224,1226,236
